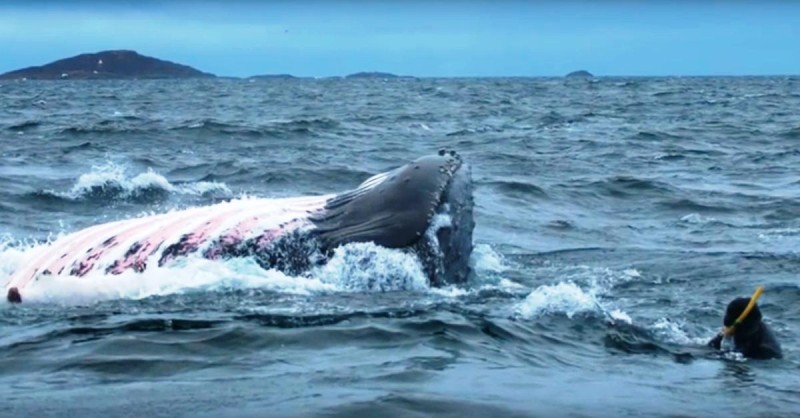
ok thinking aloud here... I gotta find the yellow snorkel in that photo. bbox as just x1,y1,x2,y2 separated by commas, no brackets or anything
722,286,764,336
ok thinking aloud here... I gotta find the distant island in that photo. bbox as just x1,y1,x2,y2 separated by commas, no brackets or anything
0,50,216,80
248,74,299,80
345,71,402,79
565,70,594,78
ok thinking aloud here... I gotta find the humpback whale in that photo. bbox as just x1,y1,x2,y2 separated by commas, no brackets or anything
4,150,474,303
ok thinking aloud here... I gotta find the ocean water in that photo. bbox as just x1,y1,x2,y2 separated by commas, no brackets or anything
1,76,798,417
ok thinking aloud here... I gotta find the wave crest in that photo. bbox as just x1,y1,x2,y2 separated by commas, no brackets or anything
513,265,640,321
37,162,231,203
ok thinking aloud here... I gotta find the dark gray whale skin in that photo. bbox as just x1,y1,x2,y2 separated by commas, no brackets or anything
310,149,475,286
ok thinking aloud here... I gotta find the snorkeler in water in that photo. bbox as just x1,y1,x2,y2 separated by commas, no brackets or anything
707,287,782,360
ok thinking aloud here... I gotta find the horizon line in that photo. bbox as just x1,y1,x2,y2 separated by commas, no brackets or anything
1,49,797,80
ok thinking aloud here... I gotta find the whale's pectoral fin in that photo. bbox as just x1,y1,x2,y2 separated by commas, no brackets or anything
309,153,462,252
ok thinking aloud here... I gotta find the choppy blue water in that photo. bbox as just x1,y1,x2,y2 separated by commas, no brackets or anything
1,77,798,417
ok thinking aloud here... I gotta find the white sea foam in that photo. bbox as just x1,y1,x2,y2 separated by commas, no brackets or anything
513,265,641,321
471,243,508,275
680,213,718,225
311,242,429,292
515,281,601,319
49,161,230,200
649,317,711,346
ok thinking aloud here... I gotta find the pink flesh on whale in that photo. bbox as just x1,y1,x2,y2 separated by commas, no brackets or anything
4,195,332,298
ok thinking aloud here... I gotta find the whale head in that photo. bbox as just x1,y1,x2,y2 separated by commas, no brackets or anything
309,150,475,286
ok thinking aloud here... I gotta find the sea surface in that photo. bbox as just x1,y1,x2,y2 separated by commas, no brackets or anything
1,76,798,417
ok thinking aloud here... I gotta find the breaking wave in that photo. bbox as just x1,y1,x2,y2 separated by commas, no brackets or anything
32,162,231,203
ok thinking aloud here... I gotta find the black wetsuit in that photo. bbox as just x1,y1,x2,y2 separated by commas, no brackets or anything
707,322,783,360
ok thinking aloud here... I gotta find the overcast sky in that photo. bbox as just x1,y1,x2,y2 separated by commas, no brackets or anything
1,1,797,77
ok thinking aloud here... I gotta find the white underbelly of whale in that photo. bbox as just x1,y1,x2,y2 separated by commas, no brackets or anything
4,194,334,299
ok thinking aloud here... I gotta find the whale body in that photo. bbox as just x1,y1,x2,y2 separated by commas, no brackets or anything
4,150,474,303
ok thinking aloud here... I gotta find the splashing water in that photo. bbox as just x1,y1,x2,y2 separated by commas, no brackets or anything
471,243,508,275
311,242,429,292
48,161,230,201
515,281,601,319
514,266,641,320
650,317,711,346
